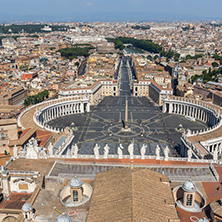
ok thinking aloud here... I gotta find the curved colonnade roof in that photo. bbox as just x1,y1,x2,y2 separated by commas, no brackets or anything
166,96,222,143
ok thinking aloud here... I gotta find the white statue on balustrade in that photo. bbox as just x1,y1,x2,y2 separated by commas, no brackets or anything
213,147,218,161
156,145,161,160
164,145,170,161
185,129,192,136
48,142,54,156
66,148,71,157
39,148,48,159
94,144,100,159
140,144,147,160
71,143,78,158
118,144,123,159
33,138,38,147
26,137,39,159
103,144,110,159
128,143,134,159
13,145,18,159
187,148,192,161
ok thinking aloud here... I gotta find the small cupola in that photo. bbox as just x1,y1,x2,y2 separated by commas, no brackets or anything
70,176,83,203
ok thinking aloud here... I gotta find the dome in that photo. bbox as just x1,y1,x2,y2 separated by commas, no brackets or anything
22,203,33,212
57,213,72,222
182,180,196,192
70,176,82,188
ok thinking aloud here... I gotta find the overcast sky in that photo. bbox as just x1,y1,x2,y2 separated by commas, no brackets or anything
0,0,221,22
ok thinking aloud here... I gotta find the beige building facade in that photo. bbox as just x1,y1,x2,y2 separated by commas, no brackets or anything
133,80,173,106
59,80,119,106
0,87,27,105
0,119,18,154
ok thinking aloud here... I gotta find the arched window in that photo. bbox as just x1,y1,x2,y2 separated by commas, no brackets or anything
186,194,193,206
73,190,78,202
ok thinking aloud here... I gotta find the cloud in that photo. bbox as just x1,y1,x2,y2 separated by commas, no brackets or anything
86,1,94,6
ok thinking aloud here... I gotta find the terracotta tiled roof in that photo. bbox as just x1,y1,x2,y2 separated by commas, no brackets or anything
9,127,35,146
0,192,32,210
87,167,179,222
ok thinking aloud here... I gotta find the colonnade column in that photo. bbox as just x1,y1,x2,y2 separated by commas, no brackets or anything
86,103,90,112
162,102,167,113
169,103,173,113
80,102,84,113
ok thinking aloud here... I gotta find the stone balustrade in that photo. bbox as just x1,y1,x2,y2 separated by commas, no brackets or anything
36,153,218,164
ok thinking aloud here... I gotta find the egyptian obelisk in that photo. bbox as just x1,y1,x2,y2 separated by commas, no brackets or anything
125,98,128,129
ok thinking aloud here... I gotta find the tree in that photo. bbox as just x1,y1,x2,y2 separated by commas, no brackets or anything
186,55,192,60
23,90,49,107
174,53,180,62
58,46,93,59
75,62,79,67
24,98,30,106
115,40,124,50
212,62,219,68
106,37,162,53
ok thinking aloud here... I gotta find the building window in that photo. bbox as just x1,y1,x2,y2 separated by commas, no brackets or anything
1,133,5,139
186,194,193,206
73,190,78,202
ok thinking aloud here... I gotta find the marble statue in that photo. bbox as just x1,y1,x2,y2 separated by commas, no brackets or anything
94,144,100,159
39,149,47,159
187,148,192,161
48,142,53,156
156,145,161,160
164,145,170,161
140,144,147,160
71,144,75,155
26,138,39,159
103,144,110,159
33,137,38,147
71,143,78,158
213,148,218,161
118,144,123,159
185,129,192,136
128,142,134,159
13,145,18,159
66,148,71,157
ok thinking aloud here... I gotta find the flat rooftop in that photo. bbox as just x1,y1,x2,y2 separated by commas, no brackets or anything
48,161,217,182
0,119,17,126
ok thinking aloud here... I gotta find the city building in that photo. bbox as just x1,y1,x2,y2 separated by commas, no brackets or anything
0,86,27,105
0,119,18,154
